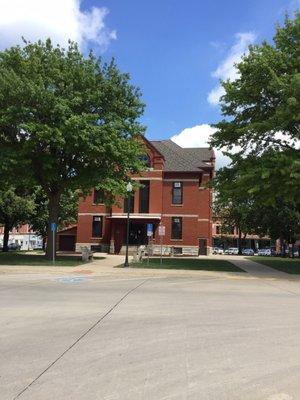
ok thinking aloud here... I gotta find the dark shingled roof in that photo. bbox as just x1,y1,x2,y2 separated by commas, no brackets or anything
150,140,214,172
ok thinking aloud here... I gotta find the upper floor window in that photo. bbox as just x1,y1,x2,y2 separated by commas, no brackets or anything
93,189,104,204
139,180,150,213
92,216,102,237
171,217,182,239
172,182,182,204
140,154,151,168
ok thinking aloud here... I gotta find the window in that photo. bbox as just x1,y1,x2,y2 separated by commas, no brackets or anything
172,182,182,204
92,216,102,237
216,225,221,234
139,180,150,213
93,189,104,204
140,154,151,168
124,194,134,213
171,217,182,239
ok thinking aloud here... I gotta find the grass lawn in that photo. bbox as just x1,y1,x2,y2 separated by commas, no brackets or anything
131,257,245,272
249,256,300,274
0,251,103,267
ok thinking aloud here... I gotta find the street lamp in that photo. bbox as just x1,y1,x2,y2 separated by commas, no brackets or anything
124,181,133,267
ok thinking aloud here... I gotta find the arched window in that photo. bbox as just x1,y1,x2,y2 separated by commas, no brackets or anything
140,153,151,168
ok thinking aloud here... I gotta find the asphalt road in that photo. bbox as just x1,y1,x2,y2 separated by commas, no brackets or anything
1,270,300,400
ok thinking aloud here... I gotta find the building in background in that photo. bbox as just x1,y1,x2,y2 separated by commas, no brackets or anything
212,217,272,250
0,224,43,250
60,138,215,255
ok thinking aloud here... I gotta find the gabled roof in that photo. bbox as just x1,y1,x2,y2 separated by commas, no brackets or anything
150,140,214,172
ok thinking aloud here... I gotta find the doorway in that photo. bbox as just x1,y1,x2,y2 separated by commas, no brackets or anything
127,223,147,245
198,238,207,255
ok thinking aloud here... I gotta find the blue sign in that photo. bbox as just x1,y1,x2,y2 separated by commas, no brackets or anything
51,223,57,232
147,223,153,236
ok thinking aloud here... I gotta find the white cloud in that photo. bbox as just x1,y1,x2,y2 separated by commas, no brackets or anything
171,125,300,171
171,124,232,170
208,32,256,106
0,0,116,51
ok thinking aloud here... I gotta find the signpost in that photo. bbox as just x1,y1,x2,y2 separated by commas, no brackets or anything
147,223,153,237
158,225,165,265
146,224,153,265
51,222,57,263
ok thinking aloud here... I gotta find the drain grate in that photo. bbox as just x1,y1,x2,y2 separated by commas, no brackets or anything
55,276,91,284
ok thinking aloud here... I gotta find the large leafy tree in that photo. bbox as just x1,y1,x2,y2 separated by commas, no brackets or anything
0,187,35,252
30,187,79,250
210,13,300,205
0,39,145,258
213,163,300,255
213,167,259,254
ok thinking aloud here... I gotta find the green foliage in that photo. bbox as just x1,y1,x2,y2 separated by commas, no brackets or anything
0,39,146,257
213,164,300,244
0,187,35,229
213,166,258,238
0,39,145,196
30,187,79,238
210,12,300,206
0,186,35,251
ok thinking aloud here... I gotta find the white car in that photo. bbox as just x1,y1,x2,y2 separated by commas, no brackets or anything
225,247,239,255
212,247,224,255
257,248,271,256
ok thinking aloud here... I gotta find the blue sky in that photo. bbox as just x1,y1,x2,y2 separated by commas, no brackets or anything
0,0,298,166
85,0,299,140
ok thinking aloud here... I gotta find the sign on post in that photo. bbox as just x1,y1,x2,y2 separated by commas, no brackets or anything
50,222,57,263
147,223,153,237
158,225,165,265
158,225,165,236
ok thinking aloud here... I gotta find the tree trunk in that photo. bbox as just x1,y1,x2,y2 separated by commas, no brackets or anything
42,237,46,252
238,228,242,255
45,192,60,260
280,237,286,257
2,222,10,252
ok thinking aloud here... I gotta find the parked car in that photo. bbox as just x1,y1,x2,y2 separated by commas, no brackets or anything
212,247,224,255
225,247,239,255
242,248,254,256
8,243,21,251
257,248,271,256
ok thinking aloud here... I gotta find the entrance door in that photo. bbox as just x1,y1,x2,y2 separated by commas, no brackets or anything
198,238,207,255
128,223,147,245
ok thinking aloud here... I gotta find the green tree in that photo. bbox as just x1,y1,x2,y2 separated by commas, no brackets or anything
0,39,145,259
0,187,35,252
250,199,300,256
210,12,300,205
30,187,79,250
213,167,258,254
213,163,300,256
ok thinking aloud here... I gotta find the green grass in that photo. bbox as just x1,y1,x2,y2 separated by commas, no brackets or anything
131,257,245,272
0,251,103,267
249,256,300,274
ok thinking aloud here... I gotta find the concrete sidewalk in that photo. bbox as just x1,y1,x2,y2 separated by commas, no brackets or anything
228,258,289,279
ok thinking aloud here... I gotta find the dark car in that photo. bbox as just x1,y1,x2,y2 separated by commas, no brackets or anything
8,243,21,251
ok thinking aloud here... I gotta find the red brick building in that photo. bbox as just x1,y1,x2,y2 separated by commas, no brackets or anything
67,138,215,255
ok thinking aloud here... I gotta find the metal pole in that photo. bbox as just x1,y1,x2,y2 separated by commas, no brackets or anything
52,228,55,264
160,234,163,265
124,195,131,267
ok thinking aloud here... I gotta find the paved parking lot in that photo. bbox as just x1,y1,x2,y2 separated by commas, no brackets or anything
1,263,300,400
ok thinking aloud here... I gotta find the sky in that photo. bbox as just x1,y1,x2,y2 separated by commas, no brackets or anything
0,0,299,168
